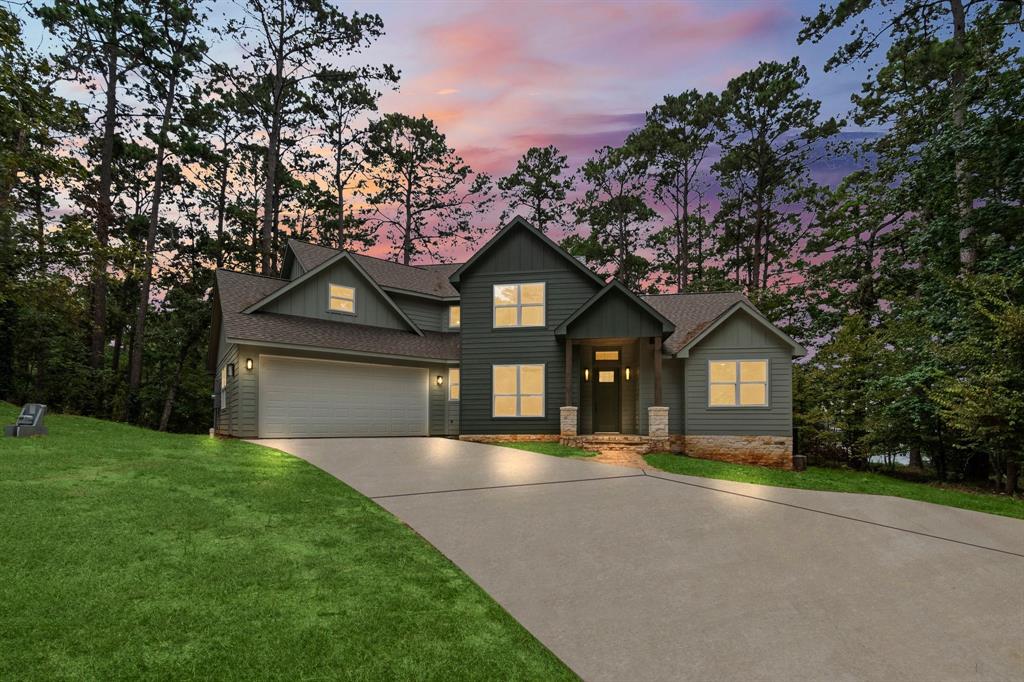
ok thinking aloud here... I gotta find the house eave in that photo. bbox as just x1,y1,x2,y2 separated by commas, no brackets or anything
224,337,459,365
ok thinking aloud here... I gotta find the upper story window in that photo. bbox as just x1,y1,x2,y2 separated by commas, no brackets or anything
328,284,355,313
493,283,545,328
448,368,460,401
708,360,768,407
449,305,461,328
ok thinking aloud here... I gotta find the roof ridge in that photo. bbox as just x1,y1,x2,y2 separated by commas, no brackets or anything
217,268,289,282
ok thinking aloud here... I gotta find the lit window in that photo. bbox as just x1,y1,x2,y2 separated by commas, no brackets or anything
594,350,619,361
493,283,545,328
493,364,544,417
220,365,228,409
449,305,461,328
598,371,615,383
329,284,355,313
449,368,460,401
709,360,768,407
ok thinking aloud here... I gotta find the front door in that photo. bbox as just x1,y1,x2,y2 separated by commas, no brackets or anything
594,368,620,432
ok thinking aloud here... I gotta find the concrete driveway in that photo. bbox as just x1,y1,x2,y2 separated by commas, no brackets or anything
257,437,1024,682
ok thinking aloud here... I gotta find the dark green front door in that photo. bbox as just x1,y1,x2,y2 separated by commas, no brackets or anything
594,368,620,432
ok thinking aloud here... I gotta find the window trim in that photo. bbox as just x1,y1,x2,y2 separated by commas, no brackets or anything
707,359,769,408
448,367,460,401
448,305,461,328
491,363,545,418
220,365,228,410
328,283,356,315
492,282,546,329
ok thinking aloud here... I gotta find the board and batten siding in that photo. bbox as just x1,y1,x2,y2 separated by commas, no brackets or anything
458,227,603,435
567,288,665,339
262,259,410,330
683,310,793,437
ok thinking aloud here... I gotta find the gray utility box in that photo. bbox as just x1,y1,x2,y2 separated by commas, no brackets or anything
4,403,48,437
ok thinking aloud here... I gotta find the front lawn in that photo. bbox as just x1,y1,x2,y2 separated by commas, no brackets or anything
644,453,1024,520
0,403,575,680
497,441,598,458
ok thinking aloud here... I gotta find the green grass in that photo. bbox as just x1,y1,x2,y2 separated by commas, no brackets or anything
644,452,1024,520
0,403,575,680
496,441,598,458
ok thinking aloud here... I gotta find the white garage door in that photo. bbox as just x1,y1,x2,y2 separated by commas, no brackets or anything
258,355,429,438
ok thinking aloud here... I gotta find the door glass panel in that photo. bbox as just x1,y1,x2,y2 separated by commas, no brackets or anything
594,351,619,361
520,305,544,326
709,384,736,406
709,361,736,382
740,360,767,382
493,366,517,394
520,365,544,394
520,396,544,417
739,383,766,406
598,371,615,383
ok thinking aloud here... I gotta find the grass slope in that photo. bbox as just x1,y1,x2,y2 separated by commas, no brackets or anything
644,453,1024,520
0,404,574,680
496,441,597,458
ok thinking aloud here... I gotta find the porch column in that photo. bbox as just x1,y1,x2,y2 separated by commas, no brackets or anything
564,337,573,406
653,335,663,406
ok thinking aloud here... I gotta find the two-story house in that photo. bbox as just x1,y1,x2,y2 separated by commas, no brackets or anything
209,217,805,467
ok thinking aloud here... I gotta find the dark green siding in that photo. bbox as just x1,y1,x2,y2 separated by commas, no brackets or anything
458,226,602,434
262,259,410,330
392,292,455,332
637,353,684,433
683,310,793,436
567,288,664,338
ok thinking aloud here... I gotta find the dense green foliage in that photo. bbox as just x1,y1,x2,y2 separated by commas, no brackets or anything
0,402,575,679
643,454,1024,520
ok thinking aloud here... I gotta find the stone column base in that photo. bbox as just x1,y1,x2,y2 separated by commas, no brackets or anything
648,406,669,438
560,406,578,437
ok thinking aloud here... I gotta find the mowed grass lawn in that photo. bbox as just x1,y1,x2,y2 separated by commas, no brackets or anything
0,403,574,680
645,453,1024,520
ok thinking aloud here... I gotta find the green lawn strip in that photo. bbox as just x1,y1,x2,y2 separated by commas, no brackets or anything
644,452,1024,520
0,403,576,680
496,441,598,458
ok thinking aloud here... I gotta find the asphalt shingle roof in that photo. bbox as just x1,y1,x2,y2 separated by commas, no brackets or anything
215,269,459,361
642,292,749,355
287,239,460,298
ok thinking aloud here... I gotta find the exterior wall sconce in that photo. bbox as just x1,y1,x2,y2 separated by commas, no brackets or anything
625,367,632,381
583,368,590,382
436,375,444,386
227,363,235,377
245,358,254,371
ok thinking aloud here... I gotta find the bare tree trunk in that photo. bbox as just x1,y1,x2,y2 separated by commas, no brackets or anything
909,444,923,469
90,16,121,372
215,144,229,268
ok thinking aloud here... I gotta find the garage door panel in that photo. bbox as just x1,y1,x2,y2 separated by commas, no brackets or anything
258,356,428,438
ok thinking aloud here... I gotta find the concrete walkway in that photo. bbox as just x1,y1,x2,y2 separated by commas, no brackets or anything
257,437,1024,682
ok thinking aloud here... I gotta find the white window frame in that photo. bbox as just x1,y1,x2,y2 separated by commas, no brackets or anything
328,283,356,314
448,305,461,328
492,282,546,328
492,364,545,418
708,359,769,408
448,367,460,401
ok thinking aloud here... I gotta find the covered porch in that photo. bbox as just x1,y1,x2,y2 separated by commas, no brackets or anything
554,281,676,447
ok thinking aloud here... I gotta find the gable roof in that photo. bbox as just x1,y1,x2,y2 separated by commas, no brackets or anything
214,269,458,362
555,279,676,336
285,239,460,299
243,250,424,336
448,216,607,287
643,292,805,357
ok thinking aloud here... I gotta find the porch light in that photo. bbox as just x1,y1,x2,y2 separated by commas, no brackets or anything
584,368,590,382
245,358,254,371
436,375,444,386
625,367,631,381
227,363,235,377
